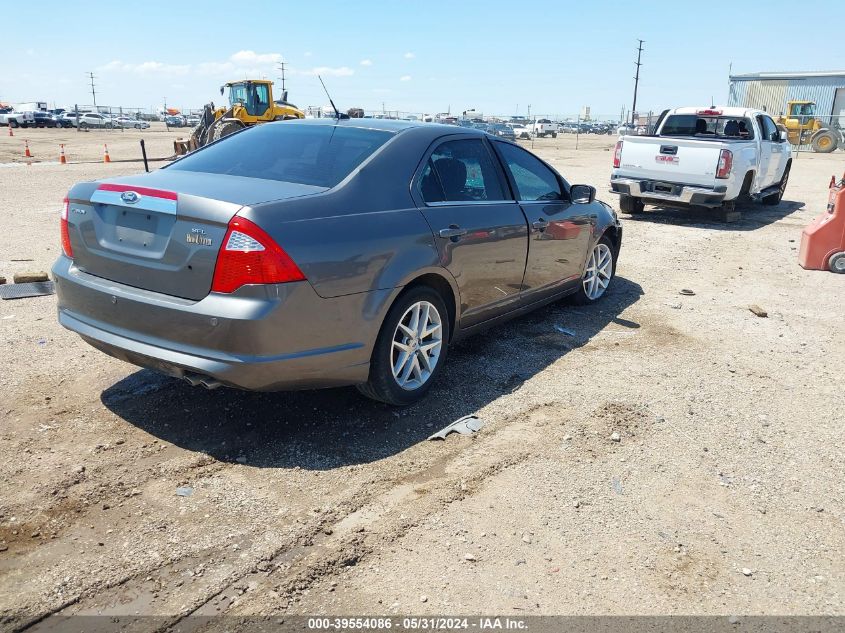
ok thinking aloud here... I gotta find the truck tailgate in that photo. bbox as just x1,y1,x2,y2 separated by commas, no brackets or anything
617,136,721,186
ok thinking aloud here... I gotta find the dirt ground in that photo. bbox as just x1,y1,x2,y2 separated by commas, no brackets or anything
0,127,842,629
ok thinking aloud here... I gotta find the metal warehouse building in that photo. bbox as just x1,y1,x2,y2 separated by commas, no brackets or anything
728,71,845,122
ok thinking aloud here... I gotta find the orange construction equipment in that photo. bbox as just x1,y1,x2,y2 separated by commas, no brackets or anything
59,144,67,165
24,140,31,158
103,144,111,163
799,172,845,273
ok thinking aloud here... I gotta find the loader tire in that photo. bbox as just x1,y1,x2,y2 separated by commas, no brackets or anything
210,120,243,143
811,131,837,153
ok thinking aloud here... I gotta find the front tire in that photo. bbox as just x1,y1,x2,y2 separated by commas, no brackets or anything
571,236,616,305
357,286,450,406
828,252,845,274
812,132,837,153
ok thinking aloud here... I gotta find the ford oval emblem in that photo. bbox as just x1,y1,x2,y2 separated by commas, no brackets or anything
121,191,140,204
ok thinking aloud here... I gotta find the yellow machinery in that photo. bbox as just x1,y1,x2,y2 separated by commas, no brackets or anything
174,80,305,155
776,100,843,153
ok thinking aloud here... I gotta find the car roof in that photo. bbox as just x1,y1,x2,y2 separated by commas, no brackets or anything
286,117,490,140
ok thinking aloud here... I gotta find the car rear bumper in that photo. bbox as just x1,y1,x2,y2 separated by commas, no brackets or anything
610,177,729,207
52,256,389,391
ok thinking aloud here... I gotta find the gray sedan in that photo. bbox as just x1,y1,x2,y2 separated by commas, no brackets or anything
53,119,622,405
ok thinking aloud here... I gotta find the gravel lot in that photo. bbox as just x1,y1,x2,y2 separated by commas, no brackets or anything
0,127,842,628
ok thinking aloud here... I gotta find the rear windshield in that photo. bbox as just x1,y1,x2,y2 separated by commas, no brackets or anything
660,115,755,139
168,123,394,187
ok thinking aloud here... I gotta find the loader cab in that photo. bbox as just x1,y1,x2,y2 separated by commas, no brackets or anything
222,81,273,119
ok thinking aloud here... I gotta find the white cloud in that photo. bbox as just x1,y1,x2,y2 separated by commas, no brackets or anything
400,75,412,82
304,66,355,77
229,50,282,64
196,61,236,76
360,59,373,66
98,60,190,76
404,52,415,59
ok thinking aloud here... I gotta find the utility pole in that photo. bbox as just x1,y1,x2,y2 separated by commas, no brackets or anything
631,39,644,126
88,72,98,112
276,62,287,100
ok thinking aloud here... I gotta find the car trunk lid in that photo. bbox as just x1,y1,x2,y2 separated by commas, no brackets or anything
67,171,327,301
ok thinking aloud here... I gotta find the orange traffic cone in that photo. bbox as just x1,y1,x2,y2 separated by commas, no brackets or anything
24,140,31,158
59,144,67,165
103,144,111,163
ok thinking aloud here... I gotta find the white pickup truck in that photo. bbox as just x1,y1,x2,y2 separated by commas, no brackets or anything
532,119,559,138
0,110,36,128
610,106,792,214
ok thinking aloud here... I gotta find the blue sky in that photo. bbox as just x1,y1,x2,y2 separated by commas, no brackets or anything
5,0,843,118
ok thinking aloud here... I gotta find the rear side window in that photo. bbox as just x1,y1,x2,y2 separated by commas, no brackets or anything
169,123,394,188
421,139,505,203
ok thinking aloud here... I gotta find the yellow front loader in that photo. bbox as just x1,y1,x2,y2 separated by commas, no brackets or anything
174,80,304,155
776,101,843,153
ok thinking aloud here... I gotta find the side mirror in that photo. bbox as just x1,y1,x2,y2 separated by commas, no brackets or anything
779,130,788,142
570,184,596,204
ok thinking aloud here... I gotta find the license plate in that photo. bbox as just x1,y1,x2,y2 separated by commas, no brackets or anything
655,155,679,165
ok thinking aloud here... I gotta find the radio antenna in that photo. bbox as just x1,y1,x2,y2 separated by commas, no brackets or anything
317,75,341,120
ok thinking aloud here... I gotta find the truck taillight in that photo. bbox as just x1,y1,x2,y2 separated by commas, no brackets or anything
211,216,305,293
716,149,733,179
61,197,73,258
613,140,623,168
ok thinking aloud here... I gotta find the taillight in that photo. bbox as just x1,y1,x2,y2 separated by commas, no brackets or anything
61,197,73,258
613,140,623,168
716,149,733,179
210,216,305,293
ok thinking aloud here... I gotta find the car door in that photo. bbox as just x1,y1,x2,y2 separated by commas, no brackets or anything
754,115,777,187
413,136,529,328
761,114,788,184
492,140,592,301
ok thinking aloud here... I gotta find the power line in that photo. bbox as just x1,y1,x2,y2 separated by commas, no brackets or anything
631,39,644,126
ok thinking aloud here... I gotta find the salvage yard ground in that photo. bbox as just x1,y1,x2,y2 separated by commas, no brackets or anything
0,127,842,627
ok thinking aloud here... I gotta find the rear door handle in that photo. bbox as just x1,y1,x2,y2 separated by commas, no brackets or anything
532,218,549,230
439,226,468,239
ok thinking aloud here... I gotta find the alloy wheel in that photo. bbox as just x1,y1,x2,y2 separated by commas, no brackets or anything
583,242,613,301
391,300,443,390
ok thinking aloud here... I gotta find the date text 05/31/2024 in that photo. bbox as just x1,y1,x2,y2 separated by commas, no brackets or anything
306,617,529,630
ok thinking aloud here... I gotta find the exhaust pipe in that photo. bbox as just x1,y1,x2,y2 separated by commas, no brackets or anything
183,373,222,390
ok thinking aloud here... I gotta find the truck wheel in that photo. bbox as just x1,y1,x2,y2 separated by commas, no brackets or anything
812,132,837,153
763,163,790,206
828,252,845,273
619,194,644,214
552,132,557,138
9,120,18,128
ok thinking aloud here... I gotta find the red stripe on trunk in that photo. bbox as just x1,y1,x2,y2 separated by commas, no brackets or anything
98,183,178,200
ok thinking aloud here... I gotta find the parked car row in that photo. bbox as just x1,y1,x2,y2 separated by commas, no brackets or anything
0,109,150,129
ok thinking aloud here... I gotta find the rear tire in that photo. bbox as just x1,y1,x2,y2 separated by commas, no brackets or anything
9,120,18,128
357,286,450,406
619,194,644,214
763,162,790,206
